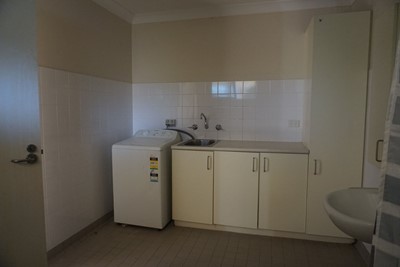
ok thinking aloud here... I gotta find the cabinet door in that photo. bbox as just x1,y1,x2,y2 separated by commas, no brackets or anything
259,153,308,233
306,12,370,237
172,150,213,224
214,151,259,229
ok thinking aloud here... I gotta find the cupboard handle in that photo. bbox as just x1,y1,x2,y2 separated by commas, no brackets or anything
207,156,212,170
263,157,269,172
314,159,318,175
313,159,321,175
376,139,383,162
252,157,257,172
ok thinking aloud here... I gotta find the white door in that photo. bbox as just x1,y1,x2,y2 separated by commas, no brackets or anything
172,150,214,224
0,1,47,266
214,151,259,229
258,153,308,233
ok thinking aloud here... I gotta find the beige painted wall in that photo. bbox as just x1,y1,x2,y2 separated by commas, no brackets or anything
365,1,397,169
37,0,132,83
351,0,373,10
132,7,347,83
351,0,397,188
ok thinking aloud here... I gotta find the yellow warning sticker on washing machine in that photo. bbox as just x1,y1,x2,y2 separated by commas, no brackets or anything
150,156,159,182
150,156,158,170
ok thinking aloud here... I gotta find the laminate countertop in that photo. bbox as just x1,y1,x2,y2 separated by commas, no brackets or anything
171,140,309,154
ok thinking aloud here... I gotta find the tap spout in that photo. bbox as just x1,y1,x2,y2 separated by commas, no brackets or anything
200,113,209,129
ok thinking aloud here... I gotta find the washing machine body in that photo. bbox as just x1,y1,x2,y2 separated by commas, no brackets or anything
112,129,180,229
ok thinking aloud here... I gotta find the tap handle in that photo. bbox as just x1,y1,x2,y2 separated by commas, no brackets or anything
188,124,198,130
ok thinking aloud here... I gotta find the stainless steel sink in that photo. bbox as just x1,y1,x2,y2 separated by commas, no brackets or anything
180,139,217,147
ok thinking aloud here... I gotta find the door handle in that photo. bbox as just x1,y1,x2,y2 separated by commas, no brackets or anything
11,153,38,165
376,139,383,162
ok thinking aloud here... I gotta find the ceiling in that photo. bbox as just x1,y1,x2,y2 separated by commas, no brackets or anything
92,0,355,24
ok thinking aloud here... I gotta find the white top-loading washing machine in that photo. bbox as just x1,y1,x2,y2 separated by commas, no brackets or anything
112,129,180,229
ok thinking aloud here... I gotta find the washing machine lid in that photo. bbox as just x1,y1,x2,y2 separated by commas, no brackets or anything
112,129,180,151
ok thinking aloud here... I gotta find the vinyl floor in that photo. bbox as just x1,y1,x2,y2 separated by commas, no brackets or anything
48,219,367,267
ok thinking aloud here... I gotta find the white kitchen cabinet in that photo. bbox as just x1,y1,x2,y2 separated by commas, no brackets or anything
305,12,370,237
258,153,308,233
213,151,259,229
172,150,213,224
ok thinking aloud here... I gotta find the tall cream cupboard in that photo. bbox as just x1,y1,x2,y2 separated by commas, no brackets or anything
305,11,371,237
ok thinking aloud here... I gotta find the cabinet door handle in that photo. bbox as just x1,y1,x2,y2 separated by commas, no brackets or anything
207,156,212,170
314,159,317,175
263,157,269,172
376,139,383,162
252,157,257,172
314,159,321,175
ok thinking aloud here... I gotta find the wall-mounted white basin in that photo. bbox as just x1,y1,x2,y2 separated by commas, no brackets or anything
324,187,379,243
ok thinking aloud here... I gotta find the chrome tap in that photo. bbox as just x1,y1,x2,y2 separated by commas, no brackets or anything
200,113,209,129
188,124,198,130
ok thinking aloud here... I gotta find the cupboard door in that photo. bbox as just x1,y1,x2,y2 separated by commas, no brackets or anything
214,151,259,229
259,153,308,233
306,12,370,237
172,150,213,224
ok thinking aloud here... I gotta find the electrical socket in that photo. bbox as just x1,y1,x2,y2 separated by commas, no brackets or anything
165,119,176,127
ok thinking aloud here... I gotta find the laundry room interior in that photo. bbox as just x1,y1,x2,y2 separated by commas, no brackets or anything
4,0,400,266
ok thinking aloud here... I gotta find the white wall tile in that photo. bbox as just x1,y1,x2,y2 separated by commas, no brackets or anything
217,131,231,140
40,67,132,250
205,131,218,139
243,81,257,94
182,82,205,95
218,82,234,95
234,81,244,94
231,107,243,120
182,106,194,118
182,94,194,106
270,80,284,91
181,82,196,94
204,82,216,95
242,94,256,107
215,95,231,107
230,94,243,107
243,106,256,120
212,107,230,120
132,80,306,142
230,131,244,141
256,81,270,94
196,94,210,107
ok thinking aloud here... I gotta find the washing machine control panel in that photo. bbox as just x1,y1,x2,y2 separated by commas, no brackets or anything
135,129,178,139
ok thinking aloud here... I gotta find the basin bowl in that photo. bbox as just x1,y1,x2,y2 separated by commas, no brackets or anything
180,139,217,147
324,187,378,243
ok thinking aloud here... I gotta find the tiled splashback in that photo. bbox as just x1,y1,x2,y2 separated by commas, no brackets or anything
40,67,132,250
133,80,307,141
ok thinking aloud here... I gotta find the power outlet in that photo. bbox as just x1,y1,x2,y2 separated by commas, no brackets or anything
165,119,176,127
